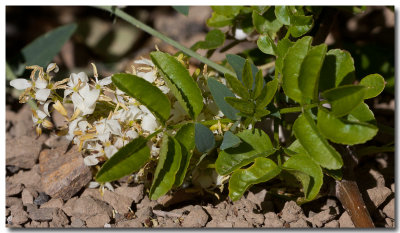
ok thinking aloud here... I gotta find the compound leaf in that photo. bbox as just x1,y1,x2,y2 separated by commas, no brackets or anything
255,78,279,109
207,77,239,120
225,97,254,115
224,73,250,100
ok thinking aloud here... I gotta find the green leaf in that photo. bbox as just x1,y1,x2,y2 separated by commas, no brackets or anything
112,73,170,124
274,6,291,25
224,73,250,100
226,54,258,82
293,112,343,169
347,102,375,123
252,6,270,15
298,44,327,102
252,7,283,36
255,78,279,109
322,85,366,117
216,129,275,175
254,108,271,119
319,49,356,91
225,97,254,115
211,6,243,17
282,36,312,103
289,15,314,38
257,35,277,56
275,38,294,74
191,29,225,51
150,51,203,119
195,123,215,154
324,168,343,181
149,135,182,200
317,108,378,145
359,74,385,99
207,77,239,120
174,123,195,187
229,157,281,201
172,6,189,16
283,154,323,201
206,12,234,28
242,59,254,90
21,23,77,68
252,70,264,99
220,131,241,150
96,137,150,182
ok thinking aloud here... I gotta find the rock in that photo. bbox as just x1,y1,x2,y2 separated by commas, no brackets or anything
71,196,113,221
206,219,233,228
25,203,38,213
34,192,51,205
289,218,309,228
307,208,337,228
264,212,284,228
9,205,29,225
39,145,92,200
135,206,153,222
85,213,111,227
62,196,78,217
385,217,394,228
338,212,355,228
7,105,38,138
369,168,386,187
28,208,55,221
182,206,209,228
115,184,144,203
280,201,304,223
6,197,23,209
204,206,228,222
80,188,102,200
6,182,23,196
25,220,49,228
22,189,34,205
8,166,42,191
70,217,86,228
6,165,20,174
244,211,265,226
163,218,181,228
6,135,46,169
391,183,395,193
367,186,392,209
49,209,69,227
325,220,339,228
382,198,394,219
40,198,63,209
6,208,10,217
116,219,143,228
233,219,253,227
103,189,133,214
136,196,158,209
246,189,267,209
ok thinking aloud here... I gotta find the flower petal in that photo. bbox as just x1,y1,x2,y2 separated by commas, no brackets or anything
141,114,158,133
35,78,48,89
104,145,118,158
35,89,51,102
84,155,99,166
99,76,112,86
10,79,32,90
134,58,154,66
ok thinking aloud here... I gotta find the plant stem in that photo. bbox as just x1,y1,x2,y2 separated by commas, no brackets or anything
95,6,235,76
279,100,328,114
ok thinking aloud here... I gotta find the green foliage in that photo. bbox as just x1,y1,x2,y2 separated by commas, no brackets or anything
174,123,195,187
293,112,343,169
95,137,150,182
252,7,283,36
359,74,385,99
112,73,171,124
317,108,378,145
207,78,239,120
216,129,275,175
191,29,225,51
226,54,258,82
150,51,204,119
229,157,281,201
194,123,215,154
283,154,323,201
150,135,182,200
21,23,77,69
257,35,277,56
322,85,366,117
172,6,189,16
220,131,241,150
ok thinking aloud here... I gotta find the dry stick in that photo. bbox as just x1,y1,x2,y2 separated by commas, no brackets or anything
334,146,375,228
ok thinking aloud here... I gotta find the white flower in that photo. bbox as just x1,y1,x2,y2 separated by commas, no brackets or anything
64,72,89,99
88,181,100,189
66,117,84,141
141,114,158,133
10,79,32,90
158,85,170,94
71,84,100,116
126,129,139,139
46,63,59,73
168,101,187,124
84,155,100,166
134,58,154,67
234,28,248,40
104,143,118,158
137,70,157,83
94,76,112,90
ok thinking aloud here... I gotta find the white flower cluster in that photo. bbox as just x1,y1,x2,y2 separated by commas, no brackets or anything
10,57,229,191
